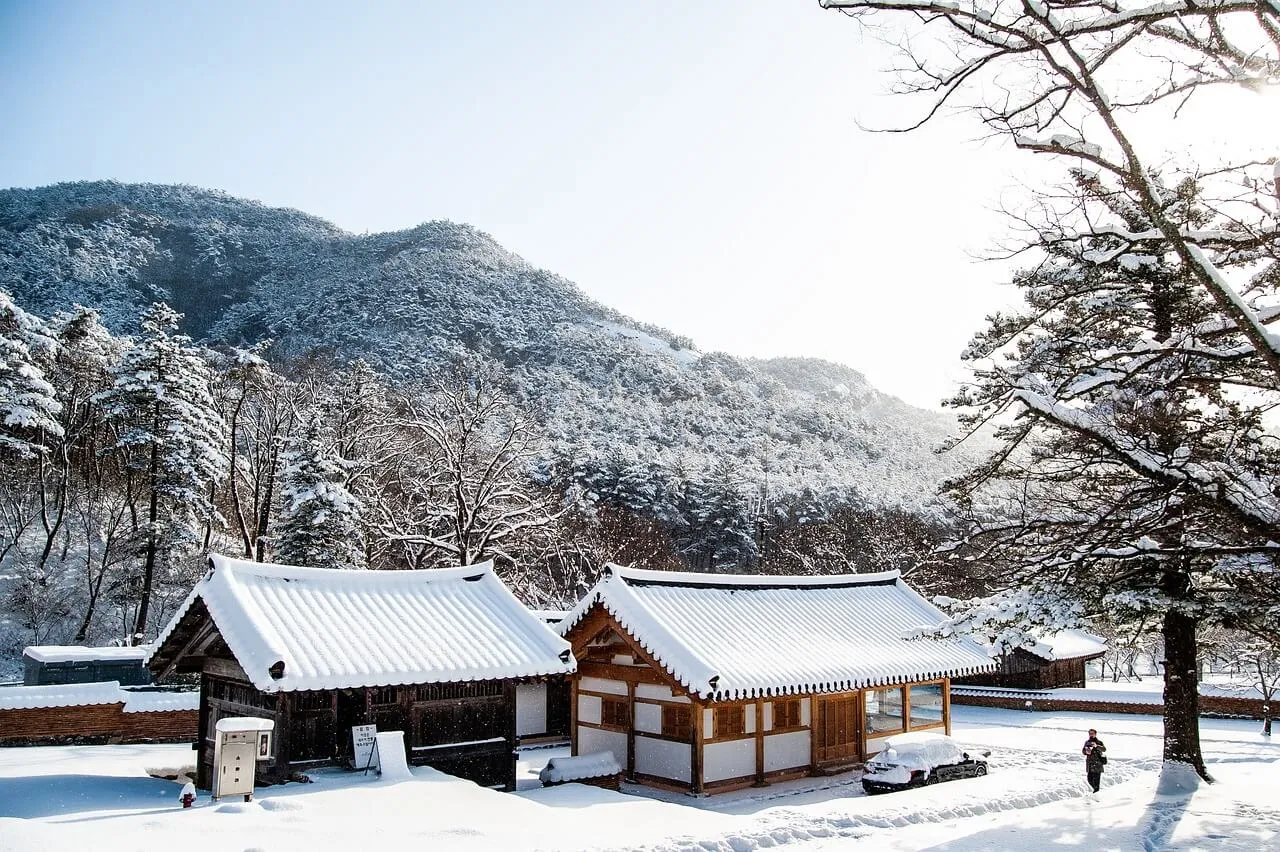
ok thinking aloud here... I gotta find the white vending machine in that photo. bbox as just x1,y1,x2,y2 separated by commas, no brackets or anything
213,717,275,801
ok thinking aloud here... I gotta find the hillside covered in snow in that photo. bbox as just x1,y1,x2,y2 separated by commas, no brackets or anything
0,181,972,519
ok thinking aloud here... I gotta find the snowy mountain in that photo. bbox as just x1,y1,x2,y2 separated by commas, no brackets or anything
0,180,970,516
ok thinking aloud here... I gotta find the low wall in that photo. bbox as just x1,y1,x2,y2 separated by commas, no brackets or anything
0,682,198,745
952,690,1272,719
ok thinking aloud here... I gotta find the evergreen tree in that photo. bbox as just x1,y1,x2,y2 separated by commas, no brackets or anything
96,303,227,641
0,290,62,459
274,420,365,569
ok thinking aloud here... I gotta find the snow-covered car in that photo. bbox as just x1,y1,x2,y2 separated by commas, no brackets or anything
860,732,989,794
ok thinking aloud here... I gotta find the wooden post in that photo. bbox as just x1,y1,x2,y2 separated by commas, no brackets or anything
943,679,952,736
196,672,212,789
903,685,912,733
504,680,518,791
275,691,292,775
626,681,636,781
809,696,820,773
570,677,579,756
690,700,704,795
754,698,766,786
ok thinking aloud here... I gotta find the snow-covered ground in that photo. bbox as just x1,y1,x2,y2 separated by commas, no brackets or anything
1,705,1276,851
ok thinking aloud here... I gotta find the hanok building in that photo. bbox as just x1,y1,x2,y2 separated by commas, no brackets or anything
956,629,1108,691
147,554,575,791
558,566,994,794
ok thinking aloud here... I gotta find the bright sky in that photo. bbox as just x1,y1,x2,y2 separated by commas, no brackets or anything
4,0,1251,410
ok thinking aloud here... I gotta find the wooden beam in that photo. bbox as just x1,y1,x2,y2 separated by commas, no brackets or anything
564,604,692,698
152,605,216,682
810,696,820,773
203,656,251,683
579,661,671,687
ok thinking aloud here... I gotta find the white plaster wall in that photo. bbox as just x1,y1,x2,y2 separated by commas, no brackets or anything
704,739,756,783
578,726,627,770
762,702,773,731
579,694,602,725
636,684,684,702
636,736,690,783
801,698,811,726
745,707,756,735
580,677,627,696
764,730,810,773
634,702,662,735
515,683,547,737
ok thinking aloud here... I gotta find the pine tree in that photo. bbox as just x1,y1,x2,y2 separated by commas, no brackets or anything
274,420,365,569
0,290,63,459
96,303,227,641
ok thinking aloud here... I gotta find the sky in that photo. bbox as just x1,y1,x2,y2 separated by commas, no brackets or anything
0,1,1262,409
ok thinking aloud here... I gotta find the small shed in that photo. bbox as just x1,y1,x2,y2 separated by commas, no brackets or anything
23,645,151,686
146,554,576,791
558,565,994,794
956,629,1108,691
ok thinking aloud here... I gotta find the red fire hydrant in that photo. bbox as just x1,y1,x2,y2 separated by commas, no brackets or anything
179,782,197,809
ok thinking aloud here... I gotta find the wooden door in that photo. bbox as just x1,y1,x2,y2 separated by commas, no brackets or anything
815,694,861,764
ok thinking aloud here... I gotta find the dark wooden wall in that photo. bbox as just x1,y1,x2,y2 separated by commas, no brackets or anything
957,650,1093,690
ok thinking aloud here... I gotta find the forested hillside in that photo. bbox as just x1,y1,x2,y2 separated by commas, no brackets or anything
0,181,978,671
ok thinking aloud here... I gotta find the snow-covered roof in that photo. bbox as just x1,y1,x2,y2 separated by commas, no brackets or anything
148,553,576,693
1021,629,1108,662
558,566,995,701
539,751,622,784
23,645,150,664
0,681,125,710
121,689,200,713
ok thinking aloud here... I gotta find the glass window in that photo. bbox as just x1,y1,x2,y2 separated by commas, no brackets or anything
865,687,905,736
908,684,945,729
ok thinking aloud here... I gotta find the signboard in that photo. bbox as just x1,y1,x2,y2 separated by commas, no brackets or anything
352,724,378,770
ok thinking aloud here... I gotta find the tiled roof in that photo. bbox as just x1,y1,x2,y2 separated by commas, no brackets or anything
559,565,995,701
0,681,126,710
1022,629,1108,661
148,554,576,693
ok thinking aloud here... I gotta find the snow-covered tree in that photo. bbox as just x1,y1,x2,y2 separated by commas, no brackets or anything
273,419,365,570
0,289,62,459
821,0,1280,784
386,363,561,572
96,302,227,641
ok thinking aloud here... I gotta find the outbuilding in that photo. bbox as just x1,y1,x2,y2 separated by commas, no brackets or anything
956,629,1107,691
23,645,151,686
557,566,994,794
147,554,575,791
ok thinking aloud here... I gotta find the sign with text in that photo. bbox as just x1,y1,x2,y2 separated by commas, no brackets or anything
352,724,378,770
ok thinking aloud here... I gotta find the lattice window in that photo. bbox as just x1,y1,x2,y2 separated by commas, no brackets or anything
661,704,692,739
714,705,745,738
601,697,629,729
773,699,802,729
369,686,400,706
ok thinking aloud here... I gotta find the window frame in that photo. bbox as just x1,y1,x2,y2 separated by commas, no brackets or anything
600,696,629,730
772,698,803,730
661,704,692,740
714,705,746,739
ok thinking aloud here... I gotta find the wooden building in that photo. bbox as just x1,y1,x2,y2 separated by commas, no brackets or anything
558,566,994,795
956,629,1107,691
147,554,576,791
23,645,151,686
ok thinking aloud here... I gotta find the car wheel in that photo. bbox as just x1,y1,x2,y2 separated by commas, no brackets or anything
925,774,940,785
974,764,987,777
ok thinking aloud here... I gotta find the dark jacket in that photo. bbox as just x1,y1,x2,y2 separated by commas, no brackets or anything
1083,737,1106,772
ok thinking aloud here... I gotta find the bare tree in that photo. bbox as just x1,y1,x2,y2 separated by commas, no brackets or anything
384,364,562,576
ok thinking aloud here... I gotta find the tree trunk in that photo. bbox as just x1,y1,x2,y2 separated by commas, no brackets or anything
132,438,160,643
1161,570,1211,781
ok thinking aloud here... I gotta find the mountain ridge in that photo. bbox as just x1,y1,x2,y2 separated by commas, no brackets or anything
0,180,968,516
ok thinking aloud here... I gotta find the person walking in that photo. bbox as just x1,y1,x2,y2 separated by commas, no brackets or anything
1082,728,1107,792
